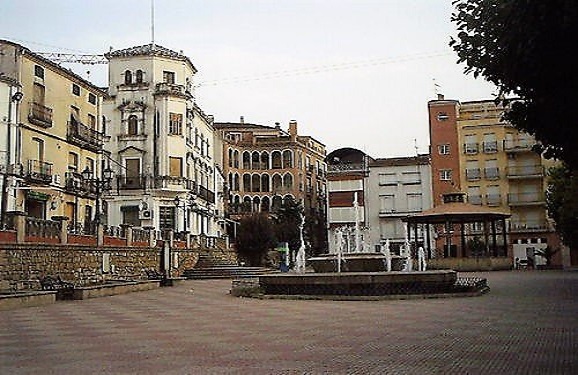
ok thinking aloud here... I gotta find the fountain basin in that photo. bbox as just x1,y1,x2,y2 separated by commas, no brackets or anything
308,253,408,272
258,270,458,296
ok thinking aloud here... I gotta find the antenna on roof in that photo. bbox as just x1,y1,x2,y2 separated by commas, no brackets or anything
151,0,155,48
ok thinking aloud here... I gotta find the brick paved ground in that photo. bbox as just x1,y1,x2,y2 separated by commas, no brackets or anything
1,271,577,374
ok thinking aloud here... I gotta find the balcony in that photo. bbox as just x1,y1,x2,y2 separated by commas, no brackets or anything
64,172,97,196
484,167,500,180
506,165,543,179
154,82,191,99
467,194,483,205
509,220,552,233
154,176,196,191
28,102,53,127
486,194,502,206
67,120,104,152
464,142,479,155
379,208,422,217
482,141,498,153
26,159,53,184
507,192,545,206
503,138,536,153
117,175,146,190
465,168,481,181
198,185,215,203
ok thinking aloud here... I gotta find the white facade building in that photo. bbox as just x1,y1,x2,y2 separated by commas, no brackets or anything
103,44,224,237
366,155,433,253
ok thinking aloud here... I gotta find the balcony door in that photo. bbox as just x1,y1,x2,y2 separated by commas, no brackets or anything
125,158,140,177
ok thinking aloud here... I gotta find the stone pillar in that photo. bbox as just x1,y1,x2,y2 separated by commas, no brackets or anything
97,223,104,247
52,216,69,245
168,229,174,249
144,226,156,248
186,232,191,249
13,211,26,244
125,225,133,246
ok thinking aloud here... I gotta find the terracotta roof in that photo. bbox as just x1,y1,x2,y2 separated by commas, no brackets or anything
105,43,197,73
402,202,510,224
213,122,274,130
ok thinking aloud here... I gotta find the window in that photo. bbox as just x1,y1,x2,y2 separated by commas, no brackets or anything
88,93,96,105
124,70,132,85
32,138,44,161
379,195,395,213
121,206,140,226
440,169,452,181
72,84,80,96
87,114,96,129
401,171,421,184
85,158,95,177
465,161,481,181
407,193,423,212
34,65,45,79
163,71,175,84
68,152,78,171
135,70,143,84
378,173,397,185
438,144,450,155
169,113,182,135
437,112,449,121
464,134,478,154
33,83,46,105
483,133,498,153
127,115,138,135
169,157,182,177
467,187,482,205
159,206,175,230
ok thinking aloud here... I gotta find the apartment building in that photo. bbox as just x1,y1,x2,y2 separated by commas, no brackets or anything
366,155,433,253
103,43,225,237
326,148,370,254
0,40,106,229
214,119,327,252
428,95,561,265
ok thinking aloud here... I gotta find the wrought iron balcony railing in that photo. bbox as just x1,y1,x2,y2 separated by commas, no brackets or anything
506,165,543,178
26,159,53,183
28,102,53,127
67,120,104,151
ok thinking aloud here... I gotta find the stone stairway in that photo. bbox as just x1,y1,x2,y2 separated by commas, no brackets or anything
182,252,275,279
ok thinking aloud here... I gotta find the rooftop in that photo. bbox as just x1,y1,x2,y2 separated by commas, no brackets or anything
105,43,197,73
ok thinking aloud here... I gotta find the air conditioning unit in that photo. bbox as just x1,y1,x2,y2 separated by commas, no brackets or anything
139,209,153,220
52,174,61,185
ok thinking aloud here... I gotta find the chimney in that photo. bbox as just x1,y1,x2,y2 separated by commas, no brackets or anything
289,120,298,141
240,116,244,124
437,93,445,100
275,122,281,131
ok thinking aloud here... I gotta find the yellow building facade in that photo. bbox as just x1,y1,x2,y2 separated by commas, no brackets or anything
0,40,106,230
456,99,560,263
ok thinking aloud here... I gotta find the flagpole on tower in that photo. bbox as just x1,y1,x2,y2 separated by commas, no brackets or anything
151,0,155,48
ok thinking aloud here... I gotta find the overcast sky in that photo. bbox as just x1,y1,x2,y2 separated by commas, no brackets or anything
1,0,497,158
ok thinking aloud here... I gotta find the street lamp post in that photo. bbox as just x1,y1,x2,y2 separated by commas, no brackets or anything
81,166,113,232
174,193,197,233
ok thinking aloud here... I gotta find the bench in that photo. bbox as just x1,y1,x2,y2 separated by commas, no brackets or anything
39,276,75,300
144,269,165,280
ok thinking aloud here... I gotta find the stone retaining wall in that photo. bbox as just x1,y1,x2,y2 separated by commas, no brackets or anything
427,257,512,271
0,244,200,291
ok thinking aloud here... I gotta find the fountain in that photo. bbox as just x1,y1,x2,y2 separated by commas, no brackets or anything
294,213,307,274
242,194,486,299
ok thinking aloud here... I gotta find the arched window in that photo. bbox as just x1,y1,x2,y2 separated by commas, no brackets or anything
135,70,143,84
272,174,283,192
272,195,283,211
234,173,240,191
252,174,261,192
282,150,293,168
283,173,293,190
228,149,233,168
233,195,241,213
252,196,261,212
242,196,252,213
252,151,260,170
233,150,240,168
242,151,251,169
243,173,251,192
261,151,270,170
272,151,282,169
127,115,138,135
124,70,132,85
228,173,233,191
261,174,270,192
261,196,270,212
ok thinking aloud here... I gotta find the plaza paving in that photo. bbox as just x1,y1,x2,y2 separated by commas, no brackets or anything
1,271,577,374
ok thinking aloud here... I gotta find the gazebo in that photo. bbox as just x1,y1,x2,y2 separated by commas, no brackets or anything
402,193,510,259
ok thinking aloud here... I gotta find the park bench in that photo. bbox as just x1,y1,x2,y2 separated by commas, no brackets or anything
39,276,75,300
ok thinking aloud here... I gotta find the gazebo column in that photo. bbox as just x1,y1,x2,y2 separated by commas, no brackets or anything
460,222,467,258
483,220,490,257
491,220,498,257
426,223,431,259
445,220,451,257
502,218,508,257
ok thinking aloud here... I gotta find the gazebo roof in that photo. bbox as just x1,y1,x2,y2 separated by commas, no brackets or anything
402,202,510,224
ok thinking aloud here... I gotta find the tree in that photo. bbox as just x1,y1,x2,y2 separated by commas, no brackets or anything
273,197,303,262
236,213,277,266
450,1,578,168
546,164,578,250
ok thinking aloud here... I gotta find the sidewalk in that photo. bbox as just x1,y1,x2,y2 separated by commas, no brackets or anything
1,271,577,374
